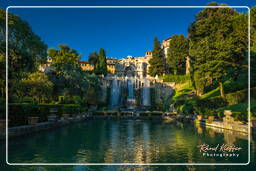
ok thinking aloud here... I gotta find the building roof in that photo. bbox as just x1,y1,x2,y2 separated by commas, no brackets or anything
79,61,90,64
107,58,118,61
107,63,116,65
164,36,172,41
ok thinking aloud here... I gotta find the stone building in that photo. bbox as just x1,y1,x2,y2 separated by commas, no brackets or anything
161,37,172,57
38,58,54,73
106,58,118,74
79,61,94,71
39,36,190,76
115,51,152,78
79,58,118,73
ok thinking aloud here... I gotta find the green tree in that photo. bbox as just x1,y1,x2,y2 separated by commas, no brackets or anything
189,3,248,98
0,9,47,75
148,37,166,77
88,51,99,66
48,44,81,73
167,34,189,75
93,48,107,74
0,9,47,100
21,72,53,102
251,7,256,88
97,48,107,70
47,45,83,100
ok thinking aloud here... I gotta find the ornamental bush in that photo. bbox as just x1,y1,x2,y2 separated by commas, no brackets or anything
194,97,227,114
8,104,86,127
225,87,256,105
232,112,248,122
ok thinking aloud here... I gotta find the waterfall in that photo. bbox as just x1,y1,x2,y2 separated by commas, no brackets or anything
142,78,151,106
126,78,136,110
127,79,134,99
110,78,120,106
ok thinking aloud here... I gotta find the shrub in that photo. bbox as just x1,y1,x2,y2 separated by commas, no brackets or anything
22,97,35,103
225,87,256,105
232,112,248,122
194,96,227,114
174,99,196,115
8,103,86,127
225,89,248,105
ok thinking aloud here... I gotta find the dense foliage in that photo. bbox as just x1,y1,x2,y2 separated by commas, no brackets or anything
164,4,255,122
48,45,81,73
148,37,166,77
167,34,189,75
188,3,248,98
0,9,103,112
0,9,48,99
88,48,107,74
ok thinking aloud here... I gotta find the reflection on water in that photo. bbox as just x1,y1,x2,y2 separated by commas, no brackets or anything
0,119,254,171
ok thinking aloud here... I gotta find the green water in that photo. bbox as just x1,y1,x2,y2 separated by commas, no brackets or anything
1,119,255,170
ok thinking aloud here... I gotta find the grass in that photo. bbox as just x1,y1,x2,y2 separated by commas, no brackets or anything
163,82,194,111
163,74,249,118
200,79,248,100
201,87,220,99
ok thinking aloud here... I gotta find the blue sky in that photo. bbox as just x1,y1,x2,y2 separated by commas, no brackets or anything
1,0,254,60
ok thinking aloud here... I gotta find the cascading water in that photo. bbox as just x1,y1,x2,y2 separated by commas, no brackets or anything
127,79,134,99
126,78,136,110
110,78,120,107
142,78,151,106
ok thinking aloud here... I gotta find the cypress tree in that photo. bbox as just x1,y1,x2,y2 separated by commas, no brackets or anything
148,37,166,77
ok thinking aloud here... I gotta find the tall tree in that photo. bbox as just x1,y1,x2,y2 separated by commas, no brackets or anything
88,51,98,66
251,6,256,88
148,37,166,77
0,9,47,99
97,48,107,71
167,34,189,75
0,9,47,75
189,3,248,98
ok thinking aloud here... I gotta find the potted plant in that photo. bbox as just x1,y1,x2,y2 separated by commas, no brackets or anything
208,115,215,121
207,110,215,122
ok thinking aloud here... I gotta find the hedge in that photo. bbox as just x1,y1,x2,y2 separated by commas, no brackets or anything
162,74,191,84
226,87,256,105
194,96,227,114
7,103,86,127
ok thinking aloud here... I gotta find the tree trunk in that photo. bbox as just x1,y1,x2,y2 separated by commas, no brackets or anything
186,56,190,75
174,69,177,75
219,81,225,98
